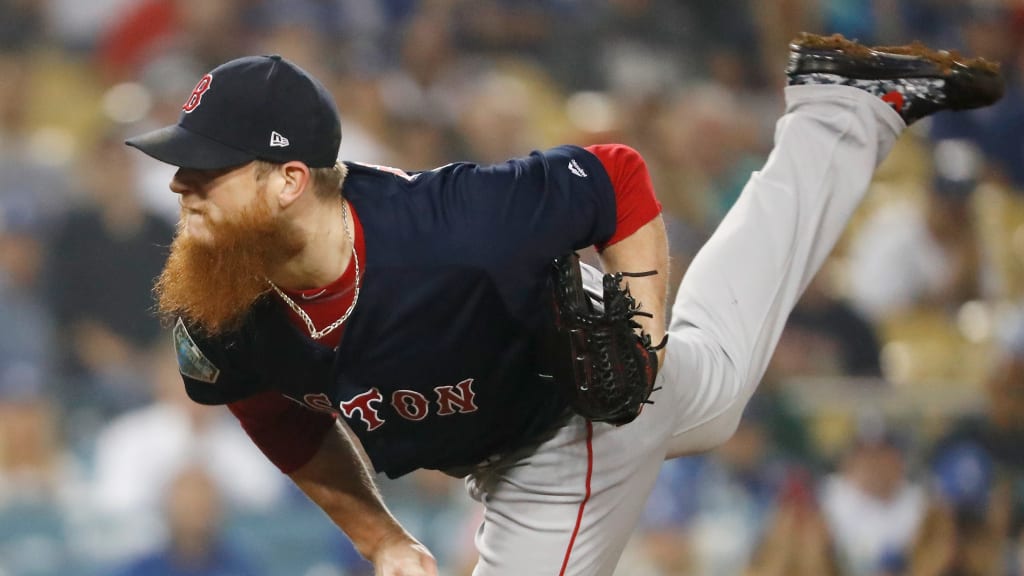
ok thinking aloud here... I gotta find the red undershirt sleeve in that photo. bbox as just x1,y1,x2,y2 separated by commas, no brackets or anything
228,392,337,474
584,144,662,250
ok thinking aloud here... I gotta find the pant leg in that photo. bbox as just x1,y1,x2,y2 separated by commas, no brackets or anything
466,264,682,576
662,84,904,457
466,410,674,576
465,84,905,576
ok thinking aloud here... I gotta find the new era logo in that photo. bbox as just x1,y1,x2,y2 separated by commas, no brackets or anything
568,159,587,178
270,131,290,148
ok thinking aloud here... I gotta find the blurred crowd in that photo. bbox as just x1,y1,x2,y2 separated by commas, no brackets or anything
2,0,1024,574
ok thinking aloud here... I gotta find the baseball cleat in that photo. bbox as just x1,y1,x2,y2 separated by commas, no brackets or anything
786,32,1005,124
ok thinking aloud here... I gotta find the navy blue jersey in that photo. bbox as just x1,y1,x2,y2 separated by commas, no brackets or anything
174,146,616,478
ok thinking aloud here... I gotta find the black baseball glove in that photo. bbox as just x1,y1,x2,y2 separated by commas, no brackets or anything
539,252,666,426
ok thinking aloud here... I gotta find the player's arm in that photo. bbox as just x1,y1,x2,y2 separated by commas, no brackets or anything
226,394,435,574
598,217,669,362
587,144,669,362
177,317,432,572
289,420,438,575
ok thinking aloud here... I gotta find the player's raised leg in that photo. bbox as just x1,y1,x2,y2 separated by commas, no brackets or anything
658,34,1004,458
462,34,1003,576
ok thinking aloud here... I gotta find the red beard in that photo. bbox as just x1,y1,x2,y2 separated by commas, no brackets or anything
155,200,303,336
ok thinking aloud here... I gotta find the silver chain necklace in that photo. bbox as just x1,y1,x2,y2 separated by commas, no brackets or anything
268,201,360,340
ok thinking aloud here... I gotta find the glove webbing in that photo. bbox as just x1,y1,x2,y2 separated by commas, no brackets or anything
587,270,667,409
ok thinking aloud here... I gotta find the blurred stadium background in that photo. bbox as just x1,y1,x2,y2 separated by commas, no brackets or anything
1,0,1024,574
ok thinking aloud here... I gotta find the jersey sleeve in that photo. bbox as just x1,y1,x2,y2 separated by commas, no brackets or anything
175,313,336,473
228,392,336,474
426,145,619,263
172,317,264,405
584,144,663,250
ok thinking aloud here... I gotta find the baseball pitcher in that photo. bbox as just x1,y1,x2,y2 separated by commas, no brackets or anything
126,34,1003,576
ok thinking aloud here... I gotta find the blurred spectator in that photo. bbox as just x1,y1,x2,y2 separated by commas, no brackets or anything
690,0,779,92
1015,528,1024,576
907,501,996,576
0,47,74,229
821,415,926,576
389,116,458,170
0,21,78,574
130,54,204,224
82,336,286,565
818,0,904,45
647,83,766,237
783,270,883,378
377,11,476,130
896,0,966,48
456,70,547,164
324,75,400,169
249,1,336,78
0,191,58,420
0,0,44,53
927,1,1024,192
89,343,287,559
0,48,73,365
47,0,143,52
45,129,175,417
98,0,255,81
760,273,880,470
451,0,567,60
0,392,75,506
930,84,1024,195
0,391,78,575
744,468,843,576
110,465,264,576
380,469,475,571
745,379,820,467
329,70,399,165
846,140,989,322
632,401,794,575
553,0,699,96
907,441,1011,576
928,309,1024,544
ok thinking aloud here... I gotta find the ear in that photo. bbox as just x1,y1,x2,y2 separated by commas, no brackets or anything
275,161,311,209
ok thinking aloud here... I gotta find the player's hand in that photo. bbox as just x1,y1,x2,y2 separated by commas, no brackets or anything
370,533,438,576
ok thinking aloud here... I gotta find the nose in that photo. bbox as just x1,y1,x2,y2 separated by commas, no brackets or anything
169,169,192,196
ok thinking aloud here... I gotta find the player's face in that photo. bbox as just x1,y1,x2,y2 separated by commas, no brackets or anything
158,161,305,334
169,162,269,244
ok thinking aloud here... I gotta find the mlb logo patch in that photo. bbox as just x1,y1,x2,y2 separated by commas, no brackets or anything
173,317,220,384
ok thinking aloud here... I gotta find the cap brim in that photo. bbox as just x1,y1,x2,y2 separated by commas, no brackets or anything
125,124,255,170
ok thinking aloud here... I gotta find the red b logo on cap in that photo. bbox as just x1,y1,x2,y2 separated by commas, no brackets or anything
182,74,212,113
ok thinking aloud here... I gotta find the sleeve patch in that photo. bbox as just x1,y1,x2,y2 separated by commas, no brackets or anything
174,317,221,384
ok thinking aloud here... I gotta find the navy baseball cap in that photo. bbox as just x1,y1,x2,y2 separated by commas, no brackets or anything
126,55,341,170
